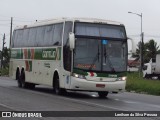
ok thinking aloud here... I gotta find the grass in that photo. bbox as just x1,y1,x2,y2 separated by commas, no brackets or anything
0,68,9,76
126,72,160,96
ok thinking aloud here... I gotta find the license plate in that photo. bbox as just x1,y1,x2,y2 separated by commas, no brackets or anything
96,84,105,88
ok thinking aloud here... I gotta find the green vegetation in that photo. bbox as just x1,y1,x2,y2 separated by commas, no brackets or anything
132,39,160,63
0,68,9,76
126,72,160,96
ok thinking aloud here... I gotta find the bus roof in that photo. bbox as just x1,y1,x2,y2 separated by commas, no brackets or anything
14,17,124,30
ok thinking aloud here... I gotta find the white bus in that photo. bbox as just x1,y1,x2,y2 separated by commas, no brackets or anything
10,18,128,98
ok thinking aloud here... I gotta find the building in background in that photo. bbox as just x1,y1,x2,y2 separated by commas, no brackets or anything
128,54,139,72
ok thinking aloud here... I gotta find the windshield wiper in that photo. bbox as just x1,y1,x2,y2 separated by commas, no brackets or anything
89,44,100,70
103,45,115,72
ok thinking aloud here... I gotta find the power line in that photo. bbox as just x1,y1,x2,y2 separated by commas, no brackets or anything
0,24,10,27
0,20,10,22
14,20,34,22
128,33,160,38
0,14,11,18
0,22,10,25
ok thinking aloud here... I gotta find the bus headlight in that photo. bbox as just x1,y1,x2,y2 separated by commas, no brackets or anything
122,76,127,81
72,73,86,79
117,77,127,81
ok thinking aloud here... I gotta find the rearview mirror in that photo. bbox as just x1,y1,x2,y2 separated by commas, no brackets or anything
128,37,136,53
69,32,75,50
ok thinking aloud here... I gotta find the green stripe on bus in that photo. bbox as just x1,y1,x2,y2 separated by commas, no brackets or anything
11,47,61,60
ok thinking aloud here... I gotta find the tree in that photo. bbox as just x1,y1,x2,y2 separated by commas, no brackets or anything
132,39,160,63
1,47,10,68
132,41,145,60
145,39,160,63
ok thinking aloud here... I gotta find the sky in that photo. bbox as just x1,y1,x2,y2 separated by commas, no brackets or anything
0,0,160,51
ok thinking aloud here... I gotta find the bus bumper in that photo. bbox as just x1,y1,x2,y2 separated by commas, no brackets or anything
69,77,126,92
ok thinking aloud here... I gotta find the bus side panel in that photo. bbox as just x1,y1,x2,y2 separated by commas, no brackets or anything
10,47,64,88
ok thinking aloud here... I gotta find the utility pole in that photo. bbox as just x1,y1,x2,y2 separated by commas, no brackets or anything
140,13,143,72
128,12,143,73
141,32,144,71
1,33,6,68
9,17,13,49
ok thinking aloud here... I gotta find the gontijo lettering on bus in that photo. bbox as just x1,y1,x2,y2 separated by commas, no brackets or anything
42,50,56,59
11,47,61,60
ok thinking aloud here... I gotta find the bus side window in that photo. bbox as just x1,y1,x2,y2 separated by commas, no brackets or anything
53,23,63,46
23,29,29,47
44,25,55,46
28,28,37,47
36,26,45,47
14,30,23,47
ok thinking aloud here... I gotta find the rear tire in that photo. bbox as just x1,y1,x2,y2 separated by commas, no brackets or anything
21,70,26,88
16,68,21,87
98,91,108,98
17,69,25,88
18,69,35,89
25,83,35,89
16,68,20,80
17,76,22,88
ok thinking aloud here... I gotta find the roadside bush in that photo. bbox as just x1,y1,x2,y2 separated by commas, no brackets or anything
126,72,160,96
0,68,9,76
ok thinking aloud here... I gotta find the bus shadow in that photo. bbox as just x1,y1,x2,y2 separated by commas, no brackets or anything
30,86,108,100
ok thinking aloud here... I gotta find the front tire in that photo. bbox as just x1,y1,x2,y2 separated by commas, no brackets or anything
98,91,108,98
17,69,25,88
54,75,66,95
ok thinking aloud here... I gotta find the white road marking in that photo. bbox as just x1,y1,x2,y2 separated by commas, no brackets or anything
0,103,17,110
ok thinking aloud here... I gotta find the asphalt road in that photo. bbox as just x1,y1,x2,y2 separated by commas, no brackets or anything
0,77,160,120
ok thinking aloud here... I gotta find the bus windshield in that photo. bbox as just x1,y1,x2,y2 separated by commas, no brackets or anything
74,23,127,72
74,38,127,72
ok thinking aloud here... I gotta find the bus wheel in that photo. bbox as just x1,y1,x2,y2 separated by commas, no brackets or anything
20,70,26,88
27,83,35,89
17,69,21,87
17,75,22,88
54,76,66,95
16,68,20,80
20,72,35,89
98,91,108,98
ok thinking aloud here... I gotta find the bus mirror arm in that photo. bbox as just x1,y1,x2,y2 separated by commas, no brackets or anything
69,32,75,50
69,32,75,74
127,37,136,54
